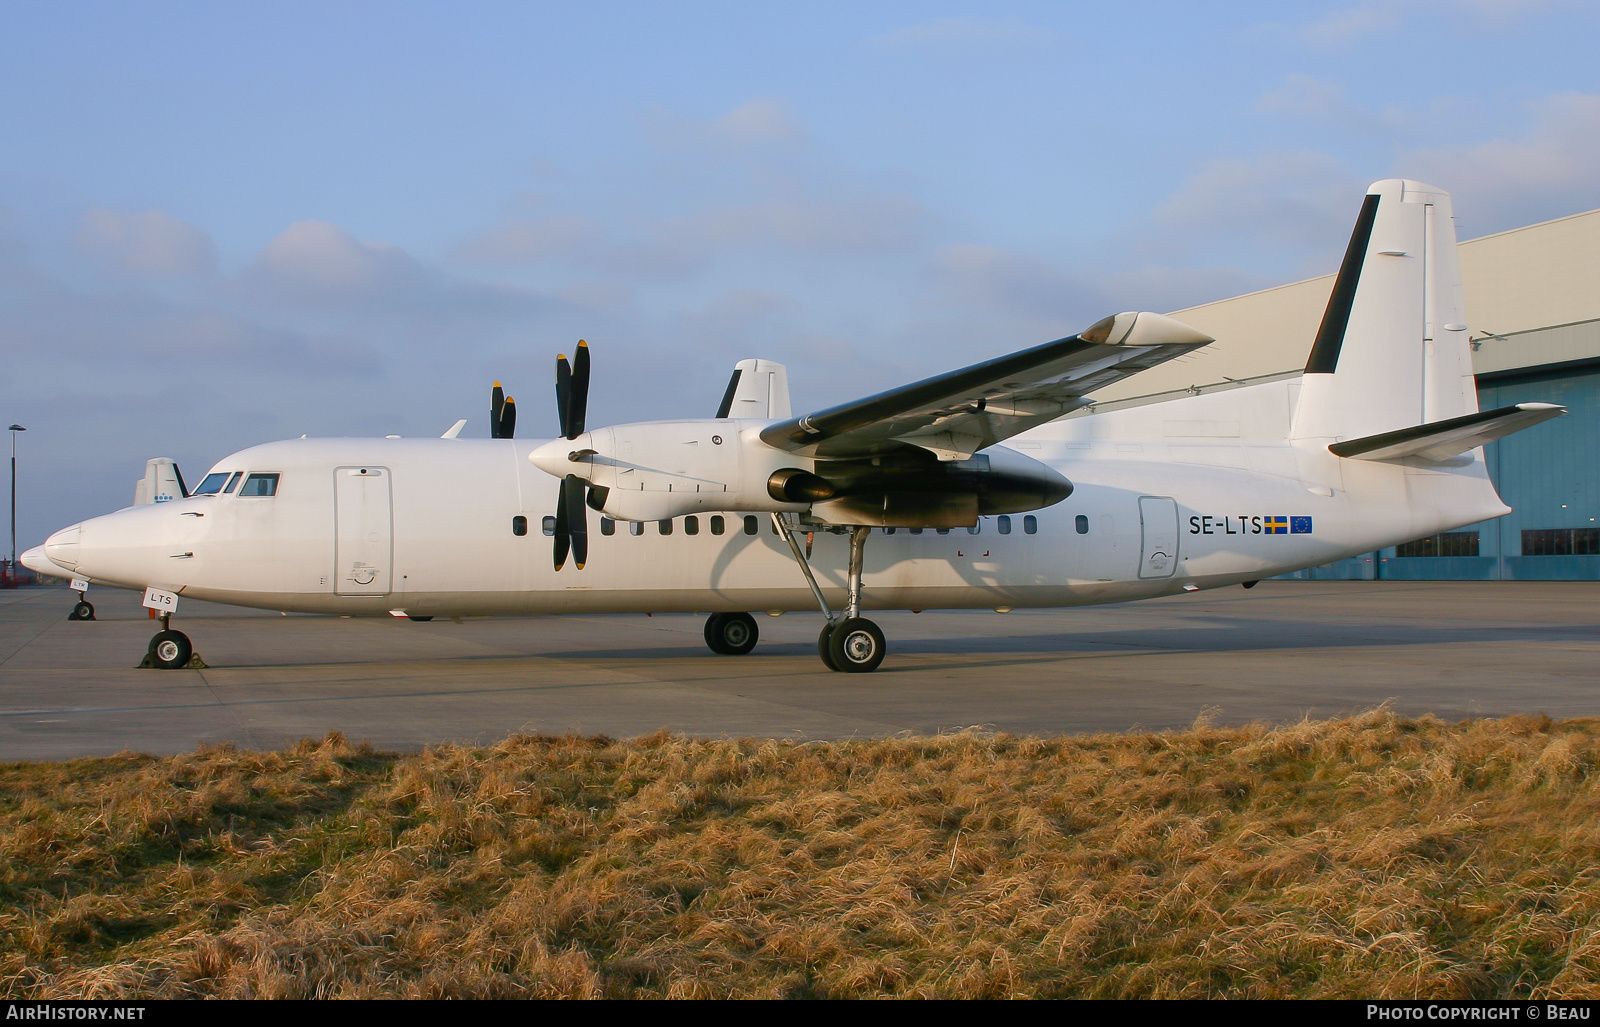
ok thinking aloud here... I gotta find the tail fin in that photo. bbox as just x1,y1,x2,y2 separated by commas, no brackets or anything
1292,179,1476,443
716,359,792,419
134,457,187,505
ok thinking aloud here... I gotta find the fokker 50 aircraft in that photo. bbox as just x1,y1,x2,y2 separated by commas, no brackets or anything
24,181,1564,672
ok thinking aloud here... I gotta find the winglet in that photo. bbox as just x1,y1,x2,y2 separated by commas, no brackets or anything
441,419,467,439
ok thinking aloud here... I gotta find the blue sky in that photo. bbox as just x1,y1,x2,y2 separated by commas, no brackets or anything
3,1,1599,546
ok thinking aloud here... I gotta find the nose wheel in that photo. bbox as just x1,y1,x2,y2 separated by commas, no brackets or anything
137,613,205,669
704,612,759,655
68,600,95,621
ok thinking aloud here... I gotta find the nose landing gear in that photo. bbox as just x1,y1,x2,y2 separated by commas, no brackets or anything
137,613,206,669
68,600,95,621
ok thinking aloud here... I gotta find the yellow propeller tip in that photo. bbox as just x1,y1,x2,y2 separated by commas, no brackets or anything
493,380,501,387
578,339,588,347
575,562,586,570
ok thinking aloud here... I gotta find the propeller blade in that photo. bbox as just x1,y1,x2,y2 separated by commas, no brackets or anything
565,474,588,569
555,354,573,439
568,340,590,440
500,396,516,439
553,477,571,571
491,382,506,439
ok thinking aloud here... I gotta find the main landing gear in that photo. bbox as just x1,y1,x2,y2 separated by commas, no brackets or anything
137,613,203,670
776,516,886,673
704,611,759,655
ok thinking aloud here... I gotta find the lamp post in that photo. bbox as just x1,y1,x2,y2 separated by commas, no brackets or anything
7,425,23,586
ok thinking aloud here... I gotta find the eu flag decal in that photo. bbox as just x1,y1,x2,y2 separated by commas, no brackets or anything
1290,516,1314,534
1264,516,1288,534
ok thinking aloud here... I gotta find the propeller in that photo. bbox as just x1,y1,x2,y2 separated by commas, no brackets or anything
491,382,517,439
552,341,592,570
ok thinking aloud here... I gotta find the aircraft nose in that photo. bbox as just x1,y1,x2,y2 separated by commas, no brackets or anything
43,524,81,570
20,545,66,578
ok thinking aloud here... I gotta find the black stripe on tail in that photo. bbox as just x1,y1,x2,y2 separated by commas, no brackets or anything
1304,193,1381,375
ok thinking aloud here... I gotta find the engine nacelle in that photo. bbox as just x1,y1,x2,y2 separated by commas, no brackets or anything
529,420,815,523
528,420,1073,526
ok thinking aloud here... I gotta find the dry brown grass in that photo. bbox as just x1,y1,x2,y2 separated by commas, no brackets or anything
4,708,1600,998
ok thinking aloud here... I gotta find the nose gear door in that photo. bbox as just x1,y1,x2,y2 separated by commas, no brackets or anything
335,467,393,596
1138,496,1179,579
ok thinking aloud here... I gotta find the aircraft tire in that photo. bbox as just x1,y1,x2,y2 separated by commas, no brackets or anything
704,612,758,655
149,630,192,670
68,601,95,621
826,617,885,673
409,616,434,622
817,623,841,671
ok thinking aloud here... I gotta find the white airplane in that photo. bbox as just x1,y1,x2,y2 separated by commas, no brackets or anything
23,180,1564,672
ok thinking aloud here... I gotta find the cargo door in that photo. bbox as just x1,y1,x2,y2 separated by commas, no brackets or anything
1138,496,1179,579
335,466,392,595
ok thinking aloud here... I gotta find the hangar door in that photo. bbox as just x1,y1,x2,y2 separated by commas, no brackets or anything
1138,496,1179,579
335,466,392,596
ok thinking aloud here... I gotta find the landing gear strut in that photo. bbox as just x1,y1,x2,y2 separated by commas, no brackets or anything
776,516,886,673
139,612,198,670
705,611,759,654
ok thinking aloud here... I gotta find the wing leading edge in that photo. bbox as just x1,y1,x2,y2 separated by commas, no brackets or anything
758,311,1213,461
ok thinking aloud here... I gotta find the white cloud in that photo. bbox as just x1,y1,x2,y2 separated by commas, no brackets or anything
1254,74,1409,136
1154,152,1366,258
75,207,217,277
1275,0,1579,46
879,17,1058,50
457,214,602,264
1397,91,1600,232
643,97,806,150
242,220,428,306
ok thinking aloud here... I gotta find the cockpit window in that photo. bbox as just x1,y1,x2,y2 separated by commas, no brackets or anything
223,472,242,494
192,472,230,496
239,473,280,497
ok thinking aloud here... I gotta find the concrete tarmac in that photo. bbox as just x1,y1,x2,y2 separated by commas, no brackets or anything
2,581,1598,761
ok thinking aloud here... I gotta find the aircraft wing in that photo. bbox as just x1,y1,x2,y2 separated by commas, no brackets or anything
759,311,1213,460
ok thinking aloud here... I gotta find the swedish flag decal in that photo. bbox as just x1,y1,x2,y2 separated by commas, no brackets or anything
1264,516,1288,534
1291,516,1314,534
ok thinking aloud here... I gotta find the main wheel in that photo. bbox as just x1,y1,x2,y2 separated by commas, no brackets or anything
68,601,95,621
826,617,885,673
817,622,841,672
148,630,193,670
704,612,758,655
409,616,434,622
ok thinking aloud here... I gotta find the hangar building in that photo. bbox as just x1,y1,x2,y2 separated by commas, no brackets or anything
1086,204,1600,580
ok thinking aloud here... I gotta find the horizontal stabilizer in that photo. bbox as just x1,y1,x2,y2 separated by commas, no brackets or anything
1328,403,1565,462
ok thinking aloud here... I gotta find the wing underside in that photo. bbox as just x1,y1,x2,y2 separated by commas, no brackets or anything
759,311,1213,460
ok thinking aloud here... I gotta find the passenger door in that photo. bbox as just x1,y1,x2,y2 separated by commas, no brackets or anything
334,466,392,596
1138,496,1180,579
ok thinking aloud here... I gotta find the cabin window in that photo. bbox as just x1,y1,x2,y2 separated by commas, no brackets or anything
542,516,556,536
998,516,1012,535
601,518,616,536
512,516,528,537
684,516,699,536
222,472,243,494
658,519,673,536
967,524,981,535
1075,514,1089,534
710,515,725,535
936,528,950,535
1024,515,1037,534
630,521,644,536
883,527,896,535
909,527,923,535
744,516,759,536
239,473,279,497
192,472,229,496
